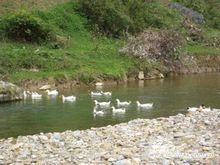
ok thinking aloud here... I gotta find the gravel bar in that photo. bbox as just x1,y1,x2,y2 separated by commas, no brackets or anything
0,109,219,164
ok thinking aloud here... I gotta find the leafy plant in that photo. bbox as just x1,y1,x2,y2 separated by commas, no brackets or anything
2,10,54,42
77,0,181,37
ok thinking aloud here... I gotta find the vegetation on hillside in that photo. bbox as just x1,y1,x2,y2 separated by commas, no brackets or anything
0,0,219,85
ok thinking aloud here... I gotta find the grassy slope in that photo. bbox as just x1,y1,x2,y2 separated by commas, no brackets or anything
0,0,70,16
0,1,219,85
0,3,138,84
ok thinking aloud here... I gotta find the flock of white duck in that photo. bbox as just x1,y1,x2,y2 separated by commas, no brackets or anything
91,91,153,117
23,89,217,117
23,90,76,102
23,90,154,117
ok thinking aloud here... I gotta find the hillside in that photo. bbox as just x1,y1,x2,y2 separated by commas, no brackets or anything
0,0,219,86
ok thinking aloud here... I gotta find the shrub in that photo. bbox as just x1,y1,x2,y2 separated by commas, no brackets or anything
2,10,54,43
77,0,181,37
120,29,185,60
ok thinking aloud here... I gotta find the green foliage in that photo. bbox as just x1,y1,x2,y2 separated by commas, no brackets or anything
77,0,182,37
173,0,220,29
0,1,219,83
1,10,54,42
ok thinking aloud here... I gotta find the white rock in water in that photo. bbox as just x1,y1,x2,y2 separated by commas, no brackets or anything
39,85,51,90
95,82,103,86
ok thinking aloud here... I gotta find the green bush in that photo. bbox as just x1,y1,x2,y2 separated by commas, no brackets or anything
1,10,54,42
77,0,181,37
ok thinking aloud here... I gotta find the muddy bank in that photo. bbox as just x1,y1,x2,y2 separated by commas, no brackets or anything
0,109,219,164
167,55,220,75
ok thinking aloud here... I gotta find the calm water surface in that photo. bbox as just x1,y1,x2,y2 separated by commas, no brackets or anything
0,73,220,138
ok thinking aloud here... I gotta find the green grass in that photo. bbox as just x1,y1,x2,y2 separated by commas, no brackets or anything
186,43,220,56
0,0,69,16
0,2,140,84
0,1,219,85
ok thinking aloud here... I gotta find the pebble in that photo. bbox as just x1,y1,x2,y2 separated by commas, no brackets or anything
0,109,219,164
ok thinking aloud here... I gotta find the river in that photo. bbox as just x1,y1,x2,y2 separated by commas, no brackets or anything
0,73,219,139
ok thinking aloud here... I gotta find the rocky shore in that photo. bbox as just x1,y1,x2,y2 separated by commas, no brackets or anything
0,109,219,164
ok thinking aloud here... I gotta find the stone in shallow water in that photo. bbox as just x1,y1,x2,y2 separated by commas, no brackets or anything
0,81,23,103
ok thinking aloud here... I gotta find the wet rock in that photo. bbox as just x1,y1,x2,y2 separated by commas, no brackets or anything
0,81,22,103
39,85,51,90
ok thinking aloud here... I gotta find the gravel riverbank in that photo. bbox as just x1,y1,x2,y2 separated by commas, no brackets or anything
0,109,219,164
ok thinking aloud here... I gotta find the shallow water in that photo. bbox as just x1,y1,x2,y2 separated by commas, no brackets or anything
0,73,220,139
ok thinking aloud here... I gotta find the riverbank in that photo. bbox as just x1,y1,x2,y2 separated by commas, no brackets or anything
0,109,219,164
1,1,220,88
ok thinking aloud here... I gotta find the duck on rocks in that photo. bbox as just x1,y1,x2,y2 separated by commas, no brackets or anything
187,105,211,112
187,107,198,112
116,99,131,107
136,101,153,109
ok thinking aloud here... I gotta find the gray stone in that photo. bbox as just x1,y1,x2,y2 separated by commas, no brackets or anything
0,81,23,103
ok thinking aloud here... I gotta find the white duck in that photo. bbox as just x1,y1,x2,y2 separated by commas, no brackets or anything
200,105,211,112
136,101,153,109
111,106,126,114
93,107,104,116
91,91,102,97
187,107,198,112
23,91,32,98
46,89,59,96
62,95,76,102
31,92,42,99
23,91,28,99
94,100,111,108
116,99,131,107
101,91,112,97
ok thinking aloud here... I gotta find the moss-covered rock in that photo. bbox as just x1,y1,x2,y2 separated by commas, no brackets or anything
0,81,22,103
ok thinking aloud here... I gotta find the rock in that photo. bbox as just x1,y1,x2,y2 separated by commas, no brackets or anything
0,81,23,103
108,157,117,162
169,2,204,24
39,85,51,90
95,82,103,86
132,158,141,164
115,159,132,165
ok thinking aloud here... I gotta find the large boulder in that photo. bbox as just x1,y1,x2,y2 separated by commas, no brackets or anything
0,81,23,103
169,2,204,24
